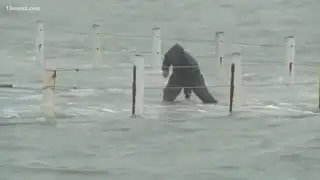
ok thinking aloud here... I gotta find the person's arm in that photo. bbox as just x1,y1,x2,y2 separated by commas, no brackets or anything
162,54,170,71
162,54,171,77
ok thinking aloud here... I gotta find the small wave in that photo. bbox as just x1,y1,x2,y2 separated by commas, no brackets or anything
59,89,101,97
16,94,42,100
100,108,118,113
107,88,130,93
0,73,14,78
56,106,121,118
219,4,233,8
0,120,47,127
13,165,109,175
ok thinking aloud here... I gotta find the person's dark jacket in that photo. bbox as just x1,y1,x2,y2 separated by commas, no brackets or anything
162,44,201,77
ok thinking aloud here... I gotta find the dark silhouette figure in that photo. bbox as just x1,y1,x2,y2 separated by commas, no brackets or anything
162,44,218,104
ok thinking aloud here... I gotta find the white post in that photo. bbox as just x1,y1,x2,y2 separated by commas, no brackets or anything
285,36,295,84
318,66,320,109
42,70,56,118
133,54,145,115
231,52,245,106
216,31,225,80
36,20,44,65
152,27,161,69
216,32,224,69
93,24,103,66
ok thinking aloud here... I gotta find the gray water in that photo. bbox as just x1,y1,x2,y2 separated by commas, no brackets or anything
1,0,320,179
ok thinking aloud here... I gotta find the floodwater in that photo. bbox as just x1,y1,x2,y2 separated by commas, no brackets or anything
1,0,320,179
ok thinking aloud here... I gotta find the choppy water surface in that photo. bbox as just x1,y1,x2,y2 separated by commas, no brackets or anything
1,0,320,179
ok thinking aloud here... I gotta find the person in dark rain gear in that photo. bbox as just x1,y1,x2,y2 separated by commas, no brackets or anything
162,44,218,104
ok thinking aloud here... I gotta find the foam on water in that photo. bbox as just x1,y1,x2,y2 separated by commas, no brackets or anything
1,0,320,179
